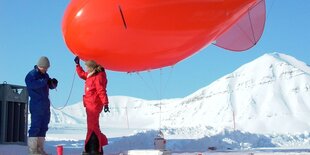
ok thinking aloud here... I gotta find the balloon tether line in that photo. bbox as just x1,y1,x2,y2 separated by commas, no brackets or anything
51,70,76,110
136,67,175,131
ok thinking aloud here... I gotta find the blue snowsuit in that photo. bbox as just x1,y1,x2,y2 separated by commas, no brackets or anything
25,65,56,137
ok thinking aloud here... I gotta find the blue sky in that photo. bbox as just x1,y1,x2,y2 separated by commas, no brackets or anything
1,1,309,107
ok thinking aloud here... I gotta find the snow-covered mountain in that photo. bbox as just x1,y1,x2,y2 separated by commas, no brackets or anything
49,52,310,135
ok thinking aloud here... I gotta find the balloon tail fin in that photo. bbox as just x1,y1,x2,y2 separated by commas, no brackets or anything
214,0,266,51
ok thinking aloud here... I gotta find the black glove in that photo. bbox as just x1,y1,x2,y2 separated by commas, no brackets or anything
74,56,80,65
48,78,58,88
51,78,58,87
104,105,110,113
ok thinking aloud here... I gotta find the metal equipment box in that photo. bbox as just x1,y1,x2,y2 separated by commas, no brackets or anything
0,83,28,145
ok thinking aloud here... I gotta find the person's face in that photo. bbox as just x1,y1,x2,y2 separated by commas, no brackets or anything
38,66,48,74
86,66,94,73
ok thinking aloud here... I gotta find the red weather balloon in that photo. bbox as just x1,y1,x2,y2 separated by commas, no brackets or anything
62,0,265,72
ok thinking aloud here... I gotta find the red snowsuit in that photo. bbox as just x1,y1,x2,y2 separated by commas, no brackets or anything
76,65,108,151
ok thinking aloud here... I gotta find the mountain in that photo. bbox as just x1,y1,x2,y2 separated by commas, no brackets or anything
49,52,310,135
163,52,310,134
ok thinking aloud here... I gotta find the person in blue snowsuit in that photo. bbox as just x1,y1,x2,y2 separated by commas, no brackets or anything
25,56,58,155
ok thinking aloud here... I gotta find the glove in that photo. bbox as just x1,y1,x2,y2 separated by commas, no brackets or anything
51,78,58,87
48,78,58,88
74,56,80,65
104,105,110,113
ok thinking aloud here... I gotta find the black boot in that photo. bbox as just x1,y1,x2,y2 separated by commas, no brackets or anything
82,151,102,155
84,132,103,155
82,151,89,155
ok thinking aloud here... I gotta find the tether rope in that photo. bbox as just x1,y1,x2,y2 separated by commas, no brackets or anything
51,70,76,110
136,67,174,130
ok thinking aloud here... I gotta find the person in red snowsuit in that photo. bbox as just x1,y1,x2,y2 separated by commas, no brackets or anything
74,56,110,155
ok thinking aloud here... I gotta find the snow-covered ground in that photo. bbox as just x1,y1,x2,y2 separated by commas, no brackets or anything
1,128,310,155
1,52,310,155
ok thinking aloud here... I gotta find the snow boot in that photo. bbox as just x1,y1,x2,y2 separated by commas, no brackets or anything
83,132,103,155
28,137,41,155
37,137,49,155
